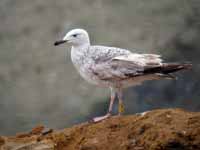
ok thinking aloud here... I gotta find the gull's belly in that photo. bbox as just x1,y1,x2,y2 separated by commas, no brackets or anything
78,66,110,87
79,67,99,84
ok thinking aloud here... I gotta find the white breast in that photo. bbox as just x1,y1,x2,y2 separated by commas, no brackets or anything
71,47,99,85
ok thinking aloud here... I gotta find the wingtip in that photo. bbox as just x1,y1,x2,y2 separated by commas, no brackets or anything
182,63,192,70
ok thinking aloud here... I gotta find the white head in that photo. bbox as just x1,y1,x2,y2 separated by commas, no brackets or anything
54,29,90,47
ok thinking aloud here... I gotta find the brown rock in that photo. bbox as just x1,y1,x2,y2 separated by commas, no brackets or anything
0,108,200,150
30,125,45,135
0,136,5,146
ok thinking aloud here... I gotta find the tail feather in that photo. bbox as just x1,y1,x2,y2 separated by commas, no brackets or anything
143,62,192,75
161,63,192,74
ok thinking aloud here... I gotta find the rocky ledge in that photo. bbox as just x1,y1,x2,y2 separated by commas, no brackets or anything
0,108,200,150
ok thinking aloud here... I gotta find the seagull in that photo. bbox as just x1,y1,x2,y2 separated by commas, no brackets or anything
54,29,191,122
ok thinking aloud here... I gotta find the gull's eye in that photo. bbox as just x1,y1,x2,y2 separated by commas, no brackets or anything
72,34,78,37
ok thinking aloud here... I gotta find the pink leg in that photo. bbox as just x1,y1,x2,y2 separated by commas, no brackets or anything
92,88,115,122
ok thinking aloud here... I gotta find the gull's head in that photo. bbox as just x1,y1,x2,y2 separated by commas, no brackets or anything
54,29,90,47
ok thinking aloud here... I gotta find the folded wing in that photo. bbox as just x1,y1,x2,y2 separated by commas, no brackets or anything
90,53,163,81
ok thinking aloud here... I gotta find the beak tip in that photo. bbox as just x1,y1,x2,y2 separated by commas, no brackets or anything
54,42,58,46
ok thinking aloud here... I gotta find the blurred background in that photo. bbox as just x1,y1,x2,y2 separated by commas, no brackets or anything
0,0,200,135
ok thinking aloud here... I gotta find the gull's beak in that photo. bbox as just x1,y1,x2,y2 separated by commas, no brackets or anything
54,40,68,46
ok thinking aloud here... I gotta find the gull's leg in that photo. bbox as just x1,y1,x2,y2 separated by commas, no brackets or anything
108,87,115,114
92,87,115,122
117,88,125,116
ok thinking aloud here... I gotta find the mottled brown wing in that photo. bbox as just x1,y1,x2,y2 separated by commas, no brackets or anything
90,58,145,81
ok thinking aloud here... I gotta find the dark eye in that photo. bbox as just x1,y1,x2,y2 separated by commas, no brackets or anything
72,34,78,37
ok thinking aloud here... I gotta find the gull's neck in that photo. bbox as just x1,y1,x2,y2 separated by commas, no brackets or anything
71,42,90,69
71,42,90,60
72,42,90,51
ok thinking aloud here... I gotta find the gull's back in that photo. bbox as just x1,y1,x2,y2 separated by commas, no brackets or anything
88,45,132,63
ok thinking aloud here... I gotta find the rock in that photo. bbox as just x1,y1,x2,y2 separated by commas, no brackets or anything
30,125,45,135
0,136,5,146
0,108,200,150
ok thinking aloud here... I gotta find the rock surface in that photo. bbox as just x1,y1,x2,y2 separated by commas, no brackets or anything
0,108,200,150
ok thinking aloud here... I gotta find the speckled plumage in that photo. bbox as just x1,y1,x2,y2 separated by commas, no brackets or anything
54,28,191,122
71,44,162,88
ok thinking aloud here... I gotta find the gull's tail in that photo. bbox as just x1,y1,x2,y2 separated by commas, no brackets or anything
144,62,192,79
160,62,192,74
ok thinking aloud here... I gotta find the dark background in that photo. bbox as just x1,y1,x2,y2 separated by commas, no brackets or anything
0,0,199,135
